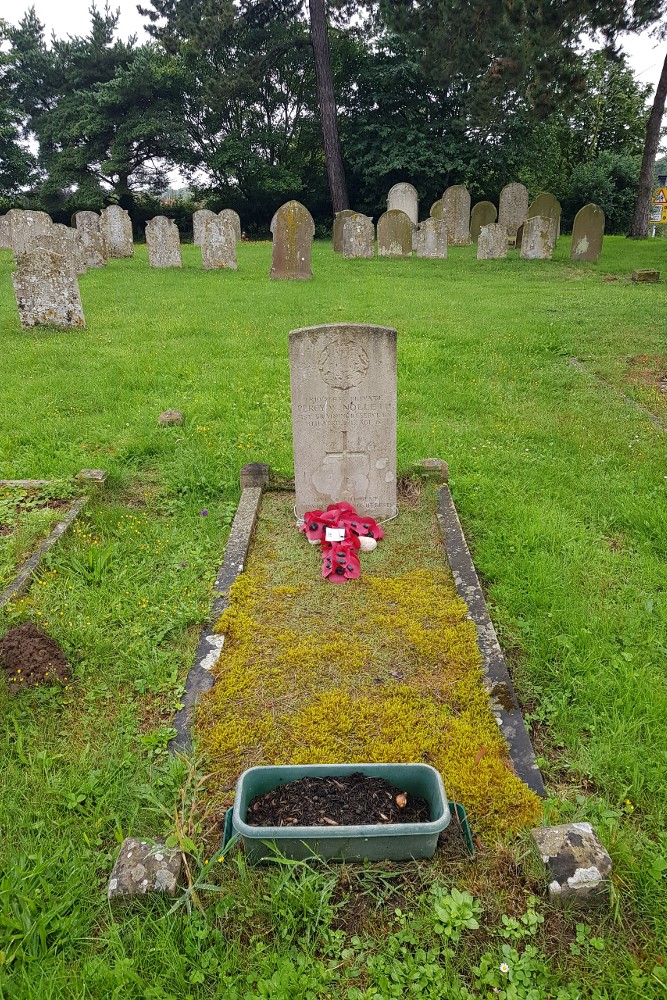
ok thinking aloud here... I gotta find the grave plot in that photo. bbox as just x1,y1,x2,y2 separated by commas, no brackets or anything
0,481,85,602
196,485,542,841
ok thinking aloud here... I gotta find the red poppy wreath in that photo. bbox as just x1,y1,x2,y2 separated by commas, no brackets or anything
298,501,384,582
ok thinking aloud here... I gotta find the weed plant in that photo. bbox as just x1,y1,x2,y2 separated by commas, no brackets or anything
0,238,666,995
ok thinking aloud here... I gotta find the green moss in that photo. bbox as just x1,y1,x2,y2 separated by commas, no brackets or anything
197,487,541,838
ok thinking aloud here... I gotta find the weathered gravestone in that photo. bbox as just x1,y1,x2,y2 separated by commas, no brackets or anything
12,241,85,329
441,185,471,245
100,205,133,258
470,201,497,242
377,210,412,258
193,210,217,247
146,216,182,269
342,214,374,259
520,216,554,260
570,204,605,262
219,209,242,241
0,216,11,250
289,323,397,519
528,192,561,246
477,223,508,260
333,210,356,253
22,223,86,275
498,183,529,244
201,216,237,270
387,183,419,226
430,199,444,221
7,210,52,258
75,212,107,269
515,223,524,250
415,218,447,259
270,201,315,280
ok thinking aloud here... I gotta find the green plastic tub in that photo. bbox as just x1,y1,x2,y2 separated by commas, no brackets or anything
231,763,451,862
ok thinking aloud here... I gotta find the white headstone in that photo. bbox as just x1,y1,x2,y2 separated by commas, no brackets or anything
498,183,529,243
219,209,241,241
290,323,398,519
387,183,419,226
477,223,508,259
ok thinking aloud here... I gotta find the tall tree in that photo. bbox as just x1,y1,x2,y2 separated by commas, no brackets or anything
308,0,348,211
628,49,667,237
6,5,187,209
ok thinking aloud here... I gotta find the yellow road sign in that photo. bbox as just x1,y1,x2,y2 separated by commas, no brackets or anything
652,187,667,205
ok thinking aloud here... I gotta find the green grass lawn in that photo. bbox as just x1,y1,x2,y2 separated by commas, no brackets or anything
0,237,666,997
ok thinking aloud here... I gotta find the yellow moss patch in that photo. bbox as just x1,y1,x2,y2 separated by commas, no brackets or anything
196,490,541,839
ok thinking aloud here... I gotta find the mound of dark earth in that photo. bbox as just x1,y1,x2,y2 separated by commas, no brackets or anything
0,622,70,692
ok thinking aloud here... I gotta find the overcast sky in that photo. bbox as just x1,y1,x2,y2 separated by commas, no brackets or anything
7,0,667,92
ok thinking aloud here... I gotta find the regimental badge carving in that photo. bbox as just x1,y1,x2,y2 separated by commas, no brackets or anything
318,333,369,389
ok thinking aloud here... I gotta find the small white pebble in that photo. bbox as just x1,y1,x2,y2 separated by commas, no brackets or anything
155,853,164,862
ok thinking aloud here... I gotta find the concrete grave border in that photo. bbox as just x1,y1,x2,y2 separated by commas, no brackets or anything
170,462,546,802
437,485,546,797
0,470,107,608
170,464,269,751
568,358,666,433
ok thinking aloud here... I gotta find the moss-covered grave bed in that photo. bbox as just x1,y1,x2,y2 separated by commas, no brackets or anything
197,484,541,840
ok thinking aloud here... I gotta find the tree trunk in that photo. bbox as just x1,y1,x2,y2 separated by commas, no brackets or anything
628,50,667,239
308,0,349,213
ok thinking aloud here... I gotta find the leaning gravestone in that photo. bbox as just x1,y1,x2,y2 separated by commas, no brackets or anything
0,216,11,250
75,214,107,269
333,210,356,253
387,183,419,226
528,192,560,247
100,205,133,258
477,223,508,260
192,209,216,247
498,183,529,244
415,218,447,258
442,185,471,245
7,210,52,258
23,224,86,276
342,214,374,259
270,201,315,280
430,199,444,221
377,210,412,258
289,323,397,519
470,201,497,242
201,216,237,270
520,216,554,260
12,241,85,329
570,204,605,262
219,209,242,241
146,216,182,269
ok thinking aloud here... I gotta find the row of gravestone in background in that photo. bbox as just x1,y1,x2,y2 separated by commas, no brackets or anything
4,196,605,330
334,183,605,263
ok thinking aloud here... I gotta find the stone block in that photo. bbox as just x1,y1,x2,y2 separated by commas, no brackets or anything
108,837,182,904
158,409,184,426
240,462,270,489
632,269,660,283
416,458,449,481
76,469,108,485
530,823,612,907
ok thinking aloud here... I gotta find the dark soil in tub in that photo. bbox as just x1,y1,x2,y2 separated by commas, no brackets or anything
0,622,70,692
247,773,430,827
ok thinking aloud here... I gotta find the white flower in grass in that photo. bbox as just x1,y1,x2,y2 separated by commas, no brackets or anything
500,962,510,974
